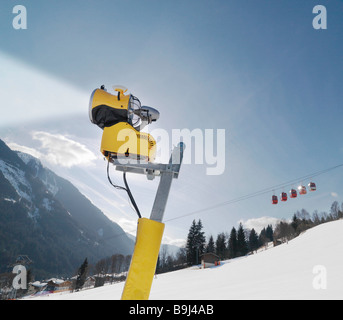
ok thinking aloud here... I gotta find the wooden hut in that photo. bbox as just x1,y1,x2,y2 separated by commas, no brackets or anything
200,253,220,269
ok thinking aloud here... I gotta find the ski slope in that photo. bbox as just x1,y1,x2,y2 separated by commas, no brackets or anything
27,220,343,300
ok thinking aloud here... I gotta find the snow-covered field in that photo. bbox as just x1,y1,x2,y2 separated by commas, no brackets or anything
26,220,343,300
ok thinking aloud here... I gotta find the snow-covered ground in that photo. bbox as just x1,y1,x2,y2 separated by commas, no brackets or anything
26,220,343,300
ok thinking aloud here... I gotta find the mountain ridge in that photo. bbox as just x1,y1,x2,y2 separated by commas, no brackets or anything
0,139,134,279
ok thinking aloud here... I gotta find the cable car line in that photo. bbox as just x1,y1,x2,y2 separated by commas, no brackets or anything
165,162,343,222
101,163,343,242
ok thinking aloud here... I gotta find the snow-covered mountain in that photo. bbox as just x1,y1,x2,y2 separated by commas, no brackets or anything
27,219,343,300
0,139,134,279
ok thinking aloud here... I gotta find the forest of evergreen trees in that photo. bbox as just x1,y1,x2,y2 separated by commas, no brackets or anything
53,200,343,281
46,200,343,283
156,200,343,274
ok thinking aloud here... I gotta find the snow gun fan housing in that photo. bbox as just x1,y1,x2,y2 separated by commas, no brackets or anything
89,86,159,162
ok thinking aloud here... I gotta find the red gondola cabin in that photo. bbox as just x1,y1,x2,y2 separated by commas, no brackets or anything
281,192,287,201
272,195,278,204
290,189,297,198
298,185,307,195
308,182,316,192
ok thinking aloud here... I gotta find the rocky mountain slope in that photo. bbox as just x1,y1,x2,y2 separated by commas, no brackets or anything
0,139,134,279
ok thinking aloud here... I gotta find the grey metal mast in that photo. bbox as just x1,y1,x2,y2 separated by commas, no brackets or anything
113,142,185,222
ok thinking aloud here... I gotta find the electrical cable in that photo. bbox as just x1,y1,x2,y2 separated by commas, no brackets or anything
123,171,142,219
107,160,141,218
107,160,126,191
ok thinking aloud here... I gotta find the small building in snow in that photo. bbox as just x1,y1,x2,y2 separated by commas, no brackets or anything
46,278,72,293
200,253,220,269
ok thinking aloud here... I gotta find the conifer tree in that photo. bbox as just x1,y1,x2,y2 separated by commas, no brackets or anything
215,232,227,259
237,223,248,257
291,213,300,233
206,235,215,253
76,258,88,290
186,219,206,265
248,228,259,252
228,227,237,259
186,220,197,265
196,219,206,257
265,225,274,242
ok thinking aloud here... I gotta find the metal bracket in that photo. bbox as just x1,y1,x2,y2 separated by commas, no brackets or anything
112,142,185,222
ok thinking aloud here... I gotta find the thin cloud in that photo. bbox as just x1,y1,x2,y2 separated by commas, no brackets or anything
118,218,138,236
240,216,281,233
162,235,186,248
32,131,97,168
7,142,44,159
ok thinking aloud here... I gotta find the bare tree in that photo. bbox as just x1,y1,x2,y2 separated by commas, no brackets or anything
274,221,295,243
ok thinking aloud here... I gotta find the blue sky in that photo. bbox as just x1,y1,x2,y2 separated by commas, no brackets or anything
1,0,343,245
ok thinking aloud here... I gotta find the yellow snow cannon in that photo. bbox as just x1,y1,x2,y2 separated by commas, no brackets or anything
89,85,159,162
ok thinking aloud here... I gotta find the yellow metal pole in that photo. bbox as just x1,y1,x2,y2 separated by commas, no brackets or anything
120,143,184,300
121,218,165,300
